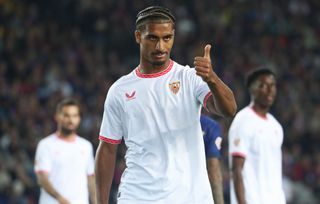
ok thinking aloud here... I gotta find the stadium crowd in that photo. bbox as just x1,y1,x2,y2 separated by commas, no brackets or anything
0,0,319,203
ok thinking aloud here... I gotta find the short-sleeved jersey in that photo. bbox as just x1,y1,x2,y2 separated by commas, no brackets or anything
228,106,286,204
200,115,222,159
99,60,214,204
34,133,95,204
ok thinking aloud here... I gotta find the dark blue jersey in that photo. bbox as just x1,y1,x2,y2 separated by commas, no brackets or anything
200,115,222,159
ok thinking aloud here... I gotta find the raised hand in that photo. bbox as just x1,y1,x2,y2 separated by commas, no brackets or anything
194,44,215,83
194,44,237,117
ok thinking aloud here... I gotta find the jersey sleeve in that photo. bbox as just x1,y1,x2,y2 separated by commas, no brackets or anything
201,116,223,159
99,85,123,144
187,68,211,107
204,123,222,159
228,114,251,158
86,143,95,175
34,140,52,173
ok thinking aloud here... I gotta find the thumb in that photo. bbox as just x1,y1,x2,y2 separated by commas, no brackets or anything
204,44,211,59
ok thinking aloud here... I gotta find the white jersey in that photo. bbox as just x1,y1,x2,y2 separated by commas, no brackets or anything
34,133,95,204
100,60,214,204
228,106,286,204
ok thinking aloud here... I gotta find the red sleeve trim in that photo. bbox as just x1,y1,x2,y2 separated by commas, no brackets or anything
203,91,212,109
99,135,122,144
231,152,246,158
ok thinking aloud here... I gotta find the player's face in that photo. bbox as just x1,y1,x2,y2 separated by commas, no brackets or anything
56,105,81,135
252,74,277,108
135,22,175,67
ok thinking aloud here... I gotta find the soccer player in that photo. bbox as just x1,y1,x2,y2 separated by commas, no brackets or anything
34,99,96,204
228,68,286,204
201,114,224,204
95,6,237,204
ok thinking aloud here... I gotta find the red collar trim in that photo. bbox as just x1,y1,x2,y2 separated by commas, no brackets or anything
135,60,173,78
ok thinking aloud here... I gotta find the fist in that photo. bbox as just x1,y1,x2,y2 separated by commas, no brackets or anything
194,44,214,82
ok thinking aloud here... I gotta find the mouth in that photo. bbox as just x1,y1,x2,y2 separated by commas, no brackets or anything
66,123,76,129
266,95,275,102
152,52,166,59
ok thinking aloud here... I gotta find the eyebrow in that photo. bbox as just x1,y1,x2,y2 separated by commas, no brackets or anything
145,34,158,38
163,34,174,38
145,34,174,38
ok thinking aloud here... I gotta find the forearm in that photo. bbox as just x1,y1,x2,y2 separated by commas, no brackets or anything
36,173,63,201
233,170,246,204
207,158,224,204
88,175,97,204
208,171,224,204
207,73,237,117
95,143,117,204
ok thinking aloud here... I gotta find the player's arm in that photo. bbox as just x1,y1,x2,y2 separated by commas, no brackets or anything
232,156,246,204
194,44,237,117
95,141,118,204
36,172,70,204
207,157,224,204
88,174,96,204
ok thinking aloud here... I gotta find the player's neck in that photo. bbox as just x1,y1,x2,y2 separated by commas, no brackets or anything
139,59,171,74
56,131,77,142
250,103,269,118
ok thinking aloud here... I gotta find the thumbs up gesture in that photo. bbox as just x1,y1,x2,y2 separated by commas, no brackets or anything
194,44,215,83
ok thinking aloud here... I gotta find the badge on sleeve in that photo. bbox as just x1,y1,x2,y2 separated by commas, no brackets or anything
215,137,222,150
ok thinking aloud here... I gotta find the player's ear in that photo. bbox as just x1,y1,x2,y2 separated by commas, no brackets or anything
249,85,256,97
249,82,260,101
135,30,141,44
54,112,60,123
249,80,259,93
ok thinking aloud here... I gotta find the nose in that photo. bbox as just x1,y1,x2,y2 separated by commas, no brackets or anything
155,39,164,51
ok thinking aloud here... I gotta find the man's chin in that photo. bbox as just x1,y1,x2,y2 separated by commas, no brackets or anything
262,102,273,109
60,128,76,135
152,60,166,67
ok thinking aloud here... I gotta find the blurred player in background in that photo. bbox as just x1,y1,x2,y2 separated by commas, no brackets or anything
228,68,286,204
201,114,224,204
95,5,236,204
34,98,96,204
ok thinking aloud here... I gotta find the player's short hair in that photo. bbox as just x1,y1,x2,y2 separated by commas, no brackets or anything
56,98,81,114
136,6,176,31
245,67,276,88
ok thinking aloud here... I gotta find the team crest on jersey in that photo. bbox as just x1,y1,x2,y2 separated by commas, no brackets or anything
169,81,180,94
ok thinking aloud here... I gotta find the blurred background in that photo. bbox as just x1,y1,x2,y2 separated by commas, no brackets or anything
0,0,319,203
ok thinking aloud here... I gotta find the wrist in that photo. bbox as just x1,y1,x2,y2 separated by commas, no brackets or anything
55,194,63,201
206,72,219,86
206,78,218,90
